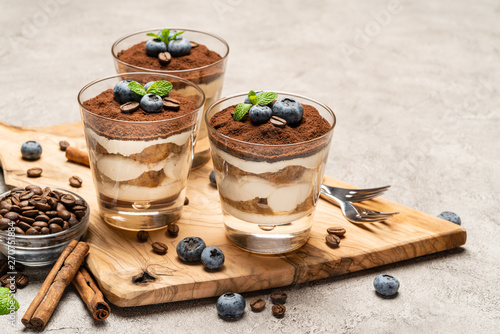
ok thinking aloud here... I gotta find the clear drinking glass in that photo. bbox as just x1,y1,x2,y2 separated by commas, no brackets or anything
206,92,336,254
78,73,205,231
111,28,229,168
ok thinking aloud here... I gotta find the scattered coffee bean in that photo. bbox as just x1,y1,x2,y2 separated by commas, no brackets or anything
326,234,340,248
250,298,266,312
190,41,199,48
270,291,287,304
152,242,168,255
59,140,70,151
120,101,140,114
137,230,149,243
15,274,29,288
270,115,287,128
167,224,179,237
272,304,286,318
0,274,10,286
163,97,180,111
158,51,172,66
27,167,43,178
184,197,189,205
327,226,346,237
69,175,82,188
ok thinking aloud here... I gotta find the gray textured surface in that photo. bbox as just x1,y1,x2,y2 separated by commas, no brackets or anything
1,0,499,333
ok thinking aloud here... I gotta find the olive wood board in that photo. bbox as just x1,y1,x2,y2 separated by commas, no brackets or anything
0,121,467,307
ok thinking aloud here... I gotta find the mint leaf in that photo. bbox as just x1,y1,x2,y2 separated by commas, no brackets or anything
161,29,170,43
233,103,252,121
0,287,20,315
147,32,164,42
169,30,185,42
128,81,146,96
146,80,173,96
255,92,278,106
248,90,257,105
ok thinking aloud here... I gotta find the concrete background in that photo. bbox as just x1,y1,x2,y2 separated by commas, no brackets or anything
1,0,499,333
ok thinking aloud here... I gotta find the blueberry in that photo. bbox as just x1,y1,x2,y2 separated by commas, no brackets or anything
145,38,167,57
113,80,142,103
244,91,274,107
176,237,206,262
209,170,217,188
437,211,461,225
144,81,169,97
140,94,163,113
21,141,42,161
373,274,400,297
216,293,245,320
168,38,191,57
249,105,272,124
201,246,225,270
272,97,304,125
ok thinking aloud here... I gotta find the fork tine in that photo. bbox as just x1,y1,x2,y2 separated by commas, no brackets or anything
346,191,388,202
362,208,399,216
347,185,391,195
354,216,390,222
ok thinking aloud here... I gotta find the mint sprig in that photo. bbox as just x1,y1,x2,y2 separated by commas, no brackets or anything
148,29,186,44
146,80,173,96
255,91,278,105
248,90,257,105
128,82,146,96
146,32,165,43
233,103,252,121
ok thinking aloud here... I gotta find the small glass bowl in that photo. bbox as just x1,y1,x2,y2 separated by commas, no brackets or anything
0,188,90,266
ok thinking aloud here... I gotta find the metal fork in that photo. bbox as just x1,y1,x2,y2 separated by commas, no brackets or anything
320,184,390,203
320,185,399,223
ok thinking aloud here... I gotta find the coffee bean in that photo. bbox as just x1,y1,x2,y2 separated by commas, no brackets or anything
42,187,51,197
35,214,50,222
62,221,69,230
71,205,86,211
167,224,179,237
272,304,286,318
32,221,48,228
40,227,50,234
22,209,38,218
0,209,8,216
250,298,266,312
18,216,35,224
35,202,51,211
184,197,189,205
46,211,58,218
327,226,346,237
20,200,29,207
49,217,64,227
47,197,57,210
190,41,199,48
49,223,63,234
69,176,82,188
152,242,168,255
58,209,71,221
4,211,19,221
10,205,22,213
60,194,76,207
27,167,43,178
0,201,11,211
120,101,140,114
163,97,180,111
158,51,172,66
11,195,21,206
136,230,149,243
68,214,79,227
270,116,287,128
326,234,340,248
59,140,70,151
20,191,34,201
15,274,29,288
0,218,11,230
17,221,32,232
0,274,10,286
14,226,25,234
74,210,86,220
26,227,39,235
11,187,25,192
56,202,65,212
270,291,287,304
75,199,84,206
27,185,43,195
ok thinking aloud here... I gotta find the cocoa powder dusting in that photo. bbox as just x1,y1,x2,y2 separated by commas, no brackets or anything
82,90,198,141
209,104,333,162
117,41,222,71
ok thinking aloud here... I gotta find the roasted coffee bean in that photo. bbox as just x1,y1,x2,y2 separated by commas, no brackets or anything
158,51,172,66
69,176,82,188
167,224,179,237
20,200,29,207
270,291,287,304
49,223,63,234
68,214,79,227
35,202,51,211
250,298,266,312
4,211,19,221
49,217,64,227
190,41,199,48
17,221,32,232
47,197,58,210
40,227,50,234
0,274,10,286
18,216,35,224
11,187,25,192
0,201,11,211
72,205,86,211
60,194,76,207
32,221,48,228
20,191,34,201
0,209,8,216
11,195,21,207
27,167,43,178
0,218,10,230
58,209,71,221
120,101,140,114
74,210,86,220
270,115,287,128
59,140,70,151
326,234,340,248
327,226,346,237
21,205,35,211
14,226,25,234
46,211,58,218
35,214,50,222
56,202,66,212
75,199,84,206
184,197,189,205
272,304,286,318
62,221,69,230
152,242,168,255
22,209,38,218
26,227,39,235
42,187,51,197
163,97,180,111
9,205,22,213
15,274,29,288
137,230,149,243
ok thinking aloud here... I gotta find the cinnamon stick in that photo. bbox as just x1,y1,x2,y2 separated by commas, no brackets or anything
65,146,90,167
22,241,89,329
72,267,110,321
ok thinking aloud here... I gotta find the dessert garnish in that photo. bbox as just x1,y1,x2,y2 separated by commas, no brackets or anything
233,90,304,126
21,140,42,161
146,29,191,59
113,80,174,114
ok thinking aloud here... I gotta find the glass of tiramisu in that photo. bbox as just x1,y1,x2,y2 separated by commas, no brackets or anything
111,28,229,168
78,73,205,230
206,90,336,253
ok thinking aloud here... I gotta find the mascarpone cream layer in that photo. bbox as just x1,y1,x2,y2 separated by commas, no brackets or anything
99,178,186,202
222,203,313,225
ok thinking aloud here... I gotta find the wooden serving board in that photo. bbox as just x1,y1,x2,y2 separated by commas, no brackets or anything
0,121,466,307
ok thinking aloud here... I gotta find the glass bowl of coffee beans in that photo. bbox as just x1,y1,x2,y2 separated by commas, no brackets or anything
0,185,89,266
